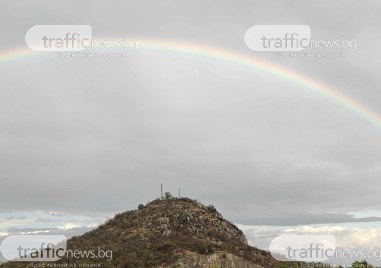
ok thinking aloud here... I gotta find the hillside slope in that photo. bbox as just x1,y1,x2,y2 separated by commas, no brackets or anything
1,198,280,268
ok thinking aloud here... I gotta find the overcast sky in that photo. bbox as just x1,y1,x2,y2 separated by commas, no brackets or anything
1,0,381,260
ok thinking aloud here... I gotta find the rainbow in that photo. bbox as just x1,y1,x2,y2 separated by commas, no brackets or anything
1,38,380,128
0,47,38,63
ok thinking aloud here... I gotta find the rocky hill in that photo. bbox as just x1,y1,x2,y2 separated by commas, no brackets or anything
1,197,281,268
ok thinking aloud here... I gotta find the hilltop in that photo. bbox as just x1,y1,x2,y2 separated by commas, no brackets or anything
1,197,281,268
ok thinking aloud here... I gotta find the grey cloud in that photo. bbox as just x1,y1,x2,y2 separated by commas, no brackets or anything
0,0,381,227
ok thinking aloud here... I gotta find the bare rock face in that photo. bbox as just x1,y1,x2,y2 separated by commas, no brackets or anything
175,251,265,268
134,198,248,246
0,198,279,268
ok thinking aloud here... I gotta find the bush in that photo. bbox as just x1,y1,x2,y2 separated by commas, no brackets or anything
164,192,172,199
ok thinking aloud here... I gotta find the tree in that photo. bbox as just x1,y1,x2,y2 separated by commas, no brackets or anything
164,192,172,199
352,260,370,268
